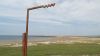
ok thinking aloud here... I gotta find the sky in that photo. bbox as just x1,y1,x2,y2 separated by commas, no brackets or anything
0,0,100,36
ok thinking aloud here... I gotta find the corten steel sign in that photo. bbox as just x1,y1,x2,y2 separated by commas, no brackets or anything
22,3,55,56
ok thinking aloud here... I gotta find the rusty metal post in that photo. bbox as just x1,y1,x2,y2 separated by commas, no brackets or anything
22,9,29,56
26,9,29,38
22,3,55,56
22,33,27,56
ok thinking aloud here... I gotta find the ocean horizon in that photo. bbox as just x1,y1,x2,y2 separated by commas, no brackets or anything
0,35,56,42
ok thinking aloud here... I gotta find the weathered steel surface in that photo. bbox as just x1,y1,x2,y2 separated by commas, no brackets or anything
22,33,27,56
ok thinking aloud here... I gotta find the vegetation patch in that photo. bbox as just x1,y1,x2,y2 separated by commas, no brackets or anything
0,44,100,56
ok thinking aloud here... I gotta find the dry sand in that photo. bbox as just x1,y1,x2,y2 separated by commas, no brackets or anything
0,36,100,47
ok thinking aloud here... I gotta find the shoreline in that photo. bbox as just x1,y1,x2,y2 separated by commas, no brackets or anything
0,37,100,47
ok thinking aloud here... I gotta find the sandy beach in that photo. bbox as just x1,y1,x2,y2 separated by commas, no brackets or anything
0,36,100,47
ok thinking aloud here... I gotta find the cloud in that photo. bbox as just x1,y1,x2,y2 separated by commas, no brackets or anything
26,0,100,26
0,0,100,35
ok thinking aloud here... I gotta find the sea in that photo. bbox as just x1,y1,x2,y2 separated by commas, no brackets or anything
0,35,55,43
